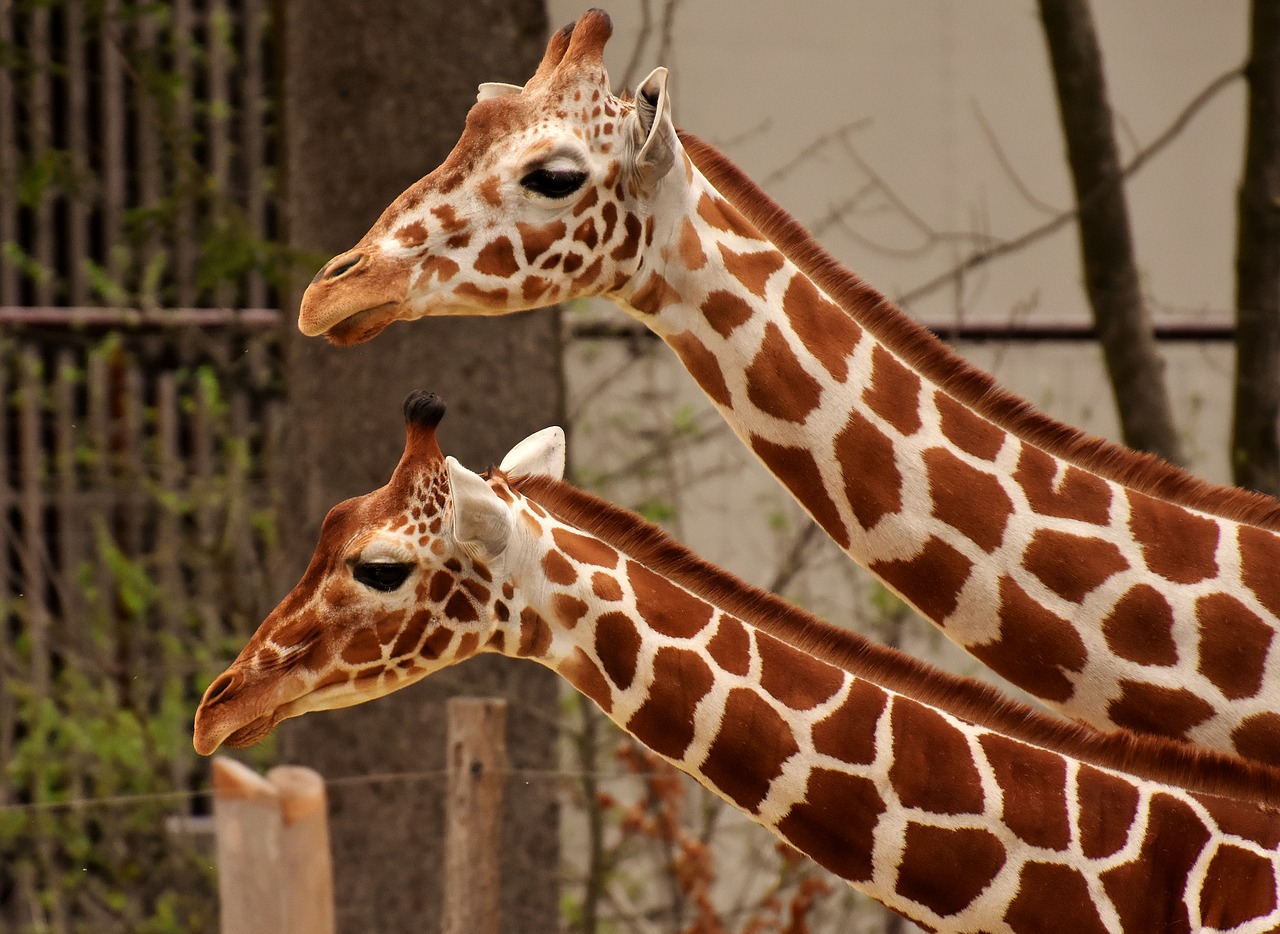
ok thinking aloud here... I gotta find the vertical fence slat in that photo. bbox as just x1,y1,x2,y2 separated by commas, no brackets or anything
442,698,508,934
51,347,86,652
213,757,335,934
208,0,233,308
0,341,13,803
171,0,196,307
100,0,127,295
64,2,91,305
239,0,267,306
0,3,17,304
29,5,56,305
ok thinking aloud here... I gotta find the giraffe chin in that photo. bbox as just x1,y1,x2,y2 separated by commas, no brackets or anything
322,303,401,346
220,712,282,750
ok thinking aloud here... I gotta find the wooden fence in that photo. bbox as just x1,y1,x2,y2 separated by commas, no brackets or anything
0,312,285,931
212,698,509,934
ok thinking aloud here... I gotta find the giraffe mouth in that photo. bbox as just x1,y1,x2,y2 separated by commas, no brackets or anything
322,303,402,346
222,712,281,750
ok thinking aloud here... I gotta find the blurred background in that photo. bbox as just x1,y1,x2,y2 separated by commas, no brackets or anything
0,1,1269,931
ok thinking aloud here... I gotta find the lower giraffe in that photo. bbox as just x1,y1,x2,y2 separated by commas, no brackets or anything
196,392,1280,932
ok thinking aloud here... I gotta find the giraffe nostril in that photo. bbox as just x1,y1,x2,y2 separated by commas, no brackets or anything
203,671,239,706
318,251,364,282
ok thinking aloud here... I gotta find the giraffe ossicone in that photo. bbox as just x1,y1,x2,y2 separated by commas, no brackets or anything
294,9,1280,763
195,392,1280,933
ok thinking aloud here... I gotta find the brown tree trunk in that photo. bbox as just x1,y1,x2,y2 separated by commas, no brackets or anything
277,3,561,932
1232,0,1280,494
1038,0,1186,465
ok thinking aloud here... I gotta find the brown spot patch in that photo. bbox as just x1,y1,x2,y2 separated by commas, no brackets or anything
517,220,567,265
1106,680,1215,739
1075,764,1139,859
835,409,903,532
591,572,623,602
609,213,642,261
1231,711,1280,764
560,647,614,713
1192,793,1280,849
552,527,618,567
475,237,520,277
628,560,714,639
936,393,1005,461
571,185,598,217
479,174,503,207
573,217,599,250
1021,529,1129,603
776,769,884,883
444,591,478,624
1003,863,1109,934
542,550,577,585
600,201,618,244
516,608,553,657
1100,793,1210,934
1128,492,1220,585
1102,584,1179,666
756,632,843,710
1013,446,1112,524
679,218,706,270
751,437,850,549
979,733,1069,851
697,191,759,238
971,575,1086,703
700,289,754,338
889,697,983,814
1238,525,1280,618
700,688,798,812
452,282,509,305
863,345,922,436
1196,592,1274,699
395,221,428,248
625,647,715,760
745,322,823,423
924,446,1012,553
629,272,682,316
870,536,973,625
705,616,751,677
552,594,589,628
1199,845,1278,929
431,203,467,232
894,823,1005,918
428,570,454,603
419,254,461,284
595,611,642,691
781,274,861,382
810,679,886,765
717,243,784,299
668,332,733,408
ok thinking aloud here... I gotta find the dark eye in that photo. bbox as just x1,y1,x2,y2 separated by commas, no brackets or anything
353,562,412,593
520,166,588,199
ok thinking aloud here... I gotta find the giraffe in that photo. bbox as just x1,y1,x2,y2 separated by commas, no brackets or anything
195,391,1280,933
292,10,1280,764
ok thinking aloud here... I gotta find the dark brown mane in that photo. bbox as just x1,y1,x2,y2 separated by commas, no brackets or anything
677,130,1280,532
511,470,1280,809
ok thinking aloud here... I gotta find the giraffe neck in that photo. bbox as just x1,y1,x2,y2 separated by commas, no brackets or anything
606,132,1280,764
500,473,1280,932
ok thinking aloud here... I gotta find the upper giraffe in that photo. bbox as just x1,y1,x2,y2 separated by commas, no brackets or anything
296,9,1280,763
195,392,1280,933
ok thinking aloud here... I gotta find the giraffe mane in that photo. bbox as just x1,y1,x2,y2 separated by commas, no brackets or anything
511,470,1280,808
678,131,1280,532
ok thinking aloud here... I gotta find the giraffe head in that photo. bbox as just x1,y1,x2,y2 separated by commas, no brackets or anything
298,8,680,345
192,391,565,755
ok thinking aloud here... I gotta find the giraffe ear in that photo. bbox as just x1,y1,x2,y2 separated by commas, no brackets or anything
499,426,566,480
632,66,675,190
477,81,523,102
446,456,514,556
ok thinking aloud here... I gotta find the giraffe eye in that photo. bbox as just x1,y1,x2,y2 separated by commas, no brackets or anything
353,562,413,593
520,166,588,199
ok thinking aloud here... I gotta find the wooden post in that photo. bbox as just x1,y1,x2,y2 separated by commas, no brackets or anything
442,698,508,934
212,757,335,934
